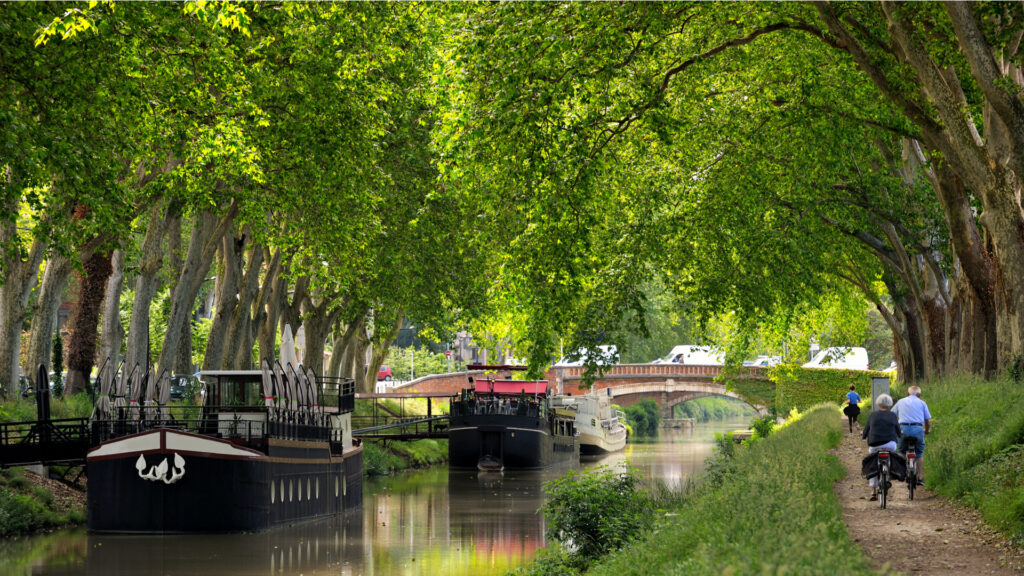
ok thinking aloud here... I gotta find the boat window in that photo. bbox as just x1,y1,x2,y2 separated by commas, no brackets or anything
316,478,320,499
335,477,339,498
271,480,275,504
307,478,311,500
289,479,293,502
343,474,347,497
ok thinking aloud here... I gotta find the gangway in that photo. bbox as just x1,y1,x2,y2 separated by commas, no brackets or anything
352,392,451,440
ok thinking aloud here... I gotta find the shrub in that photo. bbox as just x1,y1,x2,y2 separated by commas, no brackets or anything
0,489,46,536
623,399,660,437
751,414,775,439
541,466,651,569
8,476,30,491
32,487,54,510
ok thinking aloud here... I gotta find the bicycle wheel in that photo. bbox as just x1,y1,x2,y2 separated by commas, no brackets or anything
880,465,888,509
907,459,916,501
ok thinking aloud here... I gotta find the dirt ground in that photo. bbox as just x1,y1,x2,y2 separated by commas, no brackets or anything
23,467,87,513
834,418,1024,575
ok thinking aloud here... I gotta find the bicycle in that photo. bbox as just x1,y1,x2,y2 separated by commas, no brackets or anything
902,436,919,501
876,450,892,509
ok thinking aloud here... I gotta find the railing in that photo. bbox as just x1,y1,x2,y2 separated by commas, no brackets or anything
450,397,544,418
0,418,92,467
320,377,356,414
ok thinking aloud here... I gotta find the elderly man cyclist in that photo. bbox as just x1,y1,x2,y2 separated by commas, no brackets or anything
892,385,931,485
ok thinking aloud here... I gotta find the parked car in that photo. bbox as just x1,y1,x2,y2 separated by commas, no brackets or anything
170,374,200,400
659,345,724,366
802,347,869,371
377,365,393,381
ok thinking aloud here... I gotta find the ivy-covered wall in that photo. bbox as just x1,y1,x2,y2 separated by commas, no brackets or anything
769,365,895,414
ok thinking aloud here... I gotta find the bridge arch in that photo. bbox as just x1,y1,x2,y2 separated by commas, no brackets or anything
600,381,768,419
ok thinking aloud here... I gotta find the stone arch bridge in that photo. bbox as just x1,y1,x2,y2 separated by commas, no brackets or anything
393,364,771,419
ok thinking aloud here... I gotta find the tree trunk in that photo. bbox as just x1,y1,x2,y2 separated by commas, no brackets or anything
167,213,194,375
158,202,238,375
224,239,264,369
126,201,172,373
327,319,345,378
100,249,126,369
201,233,240,371
0,239,45,396
299,292,339,376
27,254,74,379
66,251,113,395
366,309,404,392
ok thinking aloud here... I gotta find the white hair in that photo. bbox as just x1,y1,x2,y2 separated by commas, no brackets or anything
875,394,893,409
907,385,922,396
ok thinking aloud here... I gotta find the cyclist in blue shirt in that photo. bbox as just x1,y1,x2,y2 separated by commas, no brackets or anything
892,385,931,485
843,384,862,433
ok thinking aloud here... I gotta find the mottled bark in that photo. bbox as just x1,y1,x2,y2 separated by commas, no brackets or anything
100,249,125,368
167,214,193,374
0,230,45,396
126,201,173,372
201,233,241,371
225,240,264,369
157,202,238,374
66,251,114,395
26,254,73,379
366,309,404,392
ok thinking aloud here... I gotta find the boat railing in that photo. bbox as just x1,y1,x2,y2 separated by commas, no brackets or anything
451,397,544,418
91,403,334,446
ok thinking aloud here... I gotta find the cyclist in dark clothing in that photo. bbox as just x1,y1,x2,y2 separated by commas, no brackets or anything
861,393,901,500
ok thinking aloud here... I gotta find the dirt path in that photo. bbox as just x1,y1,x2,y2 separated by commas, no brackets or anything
834,418,1024,575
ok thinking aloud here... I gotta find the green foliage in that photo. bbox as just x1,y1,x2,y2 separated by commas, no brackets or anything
622,399,660,437
50,332,63,398
769,365,889,414
0,490,46,537
722,378,777,412
674,396,754,422
0,394,93,424
31,487,53,510
751,414,776,439
589,406,872,576
540,467,651,569
386,345,465,381
921,375,1024,544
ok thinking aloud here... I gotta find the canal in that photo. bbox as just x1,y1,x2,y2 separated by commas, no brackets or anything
0,419,745,575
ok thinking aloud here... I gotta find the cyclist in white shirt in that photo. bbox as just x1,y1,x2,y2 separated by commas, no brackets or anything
892,385,931,485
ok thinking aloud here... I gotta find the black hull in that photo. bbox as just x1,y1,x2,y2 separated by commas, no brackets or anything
448,414,578,470
87,429,362,533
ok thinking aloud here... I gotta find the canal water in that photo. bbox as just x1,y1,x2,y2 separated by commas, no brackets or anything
1,419,745,576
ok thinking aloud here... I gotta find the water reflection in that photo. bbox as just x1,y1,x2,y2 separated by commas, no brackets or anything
8,419,746,576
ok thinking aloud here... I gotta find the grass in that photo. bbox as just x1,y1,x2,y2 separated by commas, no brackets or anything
0,393,93,423
580,405,874,576
363,438,449,476
918,374,1024,544
0,468,85,537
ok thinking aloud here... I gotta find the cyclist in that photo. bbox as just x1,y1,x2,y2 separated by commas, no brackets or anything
843,384,862,433
892,385,931,485
861,393,901,501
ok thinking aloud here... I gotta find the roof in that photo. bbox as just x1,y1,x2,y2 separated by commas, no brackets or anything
474,380,547,396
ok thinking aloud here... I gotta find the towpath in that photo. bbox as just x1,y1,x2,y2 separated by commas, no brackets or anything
834,419,1024,575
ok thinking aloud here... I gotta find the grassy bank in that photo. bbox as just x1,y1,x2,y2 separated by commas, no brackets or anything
915,374,1024,544
363,438,448,476
515,406,873,575
589,406,870,575
0,468,85,537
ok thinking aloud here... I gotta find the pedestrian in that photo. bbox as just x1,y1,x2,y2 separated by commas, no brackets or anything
892,385,931,485
843,384,862,433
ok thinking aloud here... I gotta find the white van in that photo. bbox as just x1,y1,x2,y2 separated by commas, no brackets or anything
802,346,869,370
658,345,725,366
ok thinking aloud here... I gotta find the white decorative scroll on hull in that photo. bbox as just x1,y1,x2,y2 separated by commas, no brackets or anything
136,453,186,484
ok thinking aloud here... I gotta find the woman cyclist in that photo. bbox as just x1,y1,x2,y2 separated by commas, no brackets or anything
861,393,901,501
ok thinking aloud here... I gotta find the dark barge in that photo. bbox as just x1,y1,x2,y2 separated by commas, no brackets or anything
87,362,361,533
448,376,579,471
